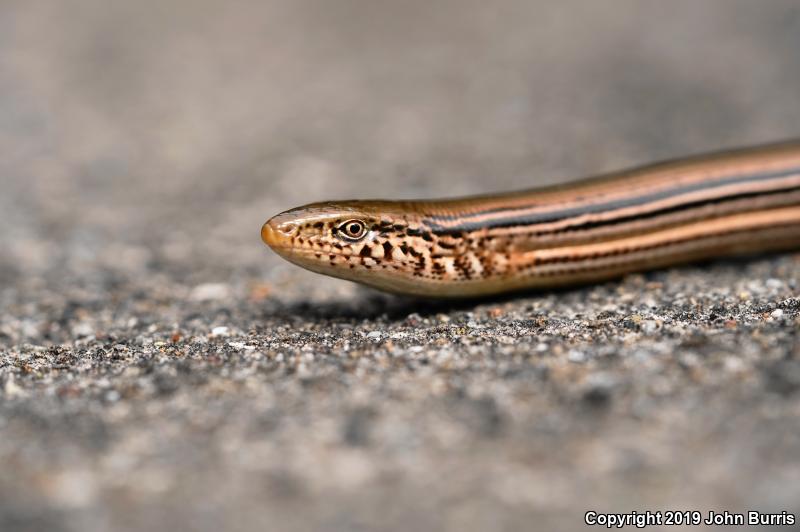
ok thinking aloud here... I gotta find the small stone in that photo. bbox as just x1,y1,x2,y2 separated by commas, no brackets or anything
582,376,615,407
766,278,784,290
488,307,503,318
770,309,784,319
210,326,230,337
3,375,24,398
105,390,121,402
568,350,585,363
72,322,94,338
190,283,231,302
248,283,272,301
724,357,745,373
641,320,660,334
366,331,383,341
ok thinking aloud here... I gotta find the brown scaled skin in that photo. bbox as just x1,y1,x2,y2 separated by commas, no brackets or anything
262,142,800,297
261,200,484,297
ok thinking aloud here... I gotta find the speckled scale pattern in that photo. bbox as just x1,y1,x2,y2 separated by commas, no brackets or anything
284,215,519,282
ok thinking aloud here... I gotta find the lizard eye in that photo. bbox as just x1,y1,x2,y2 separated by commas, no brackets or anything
336,219,368,242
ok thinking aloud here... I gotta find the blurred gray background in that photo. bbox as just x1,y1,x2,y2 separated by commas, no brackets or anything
3,0,800,287
1,1,799,531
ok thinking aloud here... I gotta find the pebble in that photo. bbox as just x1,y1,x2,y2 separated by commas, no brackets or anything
567,350,586,363
72,322,94,338
766,278,784,290
190,283,231,302
210,326,230,337
641,320,660,334
3,375,25,398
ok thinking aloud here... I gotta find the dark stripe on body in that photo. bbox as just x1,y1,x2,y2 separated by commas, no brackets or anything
425,167,800,232
426,178,800,235
521,219,800,273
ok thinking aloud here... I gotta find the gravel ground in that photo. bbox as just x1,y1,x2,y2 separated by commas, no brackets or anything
2,1,800,531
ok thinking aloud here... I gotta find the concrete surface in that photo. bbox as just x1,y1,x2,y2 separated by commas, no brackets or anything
1,1,799,531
